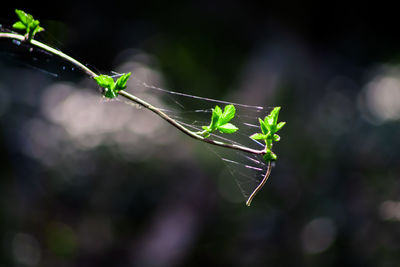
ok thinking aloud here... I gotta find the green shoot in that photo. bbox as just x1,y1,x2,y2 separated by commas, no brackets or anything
94,72,132,99
199,104,238,138
250,107,286,161
12,9,44,42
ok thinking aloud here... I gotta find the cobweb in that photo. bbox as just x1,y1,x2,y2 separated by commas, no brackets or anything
0,25,275,202
123,77,275,200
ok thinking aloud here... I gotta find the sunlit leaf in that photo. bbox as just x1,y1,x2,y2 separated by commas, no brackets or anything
220,104,235,125
250,133,266,140
15,9,29,25
12,21,26,30
218,123,238,133
115,72,131,91
94,75,115,90
209,105,222,131
259,118,268,135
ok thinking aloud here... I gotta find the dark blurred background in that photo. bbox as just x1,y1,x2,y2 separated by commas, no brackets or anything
1,2,400,267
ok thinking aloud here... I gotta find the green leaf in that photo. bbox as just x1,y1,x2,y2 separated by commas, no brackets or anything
214,105,223,117
12,21,26,30
115,72,131,91
272,106,281,125
103,88,118,99
276,121,286,131
15,9,29,25
94,75,115,90
265,107,280,127
250,133,266,140
220,104,235,125
263,150,277,161
259,118,269,135
209,105,222,131
273,134,280,142
31,25,44,37
218,123,238,134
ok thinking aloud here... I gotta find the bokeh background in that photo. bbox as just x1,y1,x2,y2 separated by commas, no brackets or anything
1,2,400,266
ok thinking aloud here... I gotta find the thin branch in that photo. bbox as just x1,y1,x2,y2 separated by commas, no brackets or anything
0,33,97,77
0,31,266,156
118,90,266,155
246,161,272,206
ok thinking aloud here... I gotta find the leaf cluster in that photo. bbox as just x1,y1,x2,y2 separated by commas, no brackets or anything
200,105,238,138
94,72,131,98
250,107,286,161
12,9,44,41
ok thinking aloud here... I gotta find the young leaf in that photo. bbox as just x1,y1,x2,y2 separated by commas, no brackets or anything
259,118,268,135
264,150,277,161
220,104,236,125
15,9,29,25
273,134,280,142
199,104,239,137
12,21,26,30
94,75,115,89
250,133,266,140
115,72,131,91
272,106,281,126
265,106,280,128
276,121,286,131
209,105,222,131
218,123,238,134
105,89,118,99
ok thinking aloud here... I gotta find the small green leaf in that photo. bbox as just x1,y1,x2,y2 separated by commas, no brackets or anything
263,150,277,161
272,106,281,125
103,88,118,99
94,75,115,90
250,133,266,140
31,25,44,37
214,105,223,117
273,134,280,142
265,107,280,127
276,121,286,131
259,118,269,135
115,72,131,91
15,9,29,25
12,21,26,30
209,106,222,131
220,104,235,125
218,123,238,134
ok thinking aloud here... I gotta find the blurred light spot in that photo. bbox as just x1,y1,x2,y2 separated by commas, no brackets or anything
46,222,77,258
301,217,336,254
358,66,400,124
133,207,197,267
380,200,400,221
41,81,166,151
12,233,41,266
316,76,356,136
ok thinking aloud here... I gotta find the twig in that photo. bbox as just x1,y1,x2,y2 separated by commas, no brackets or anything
0,32,267,156
246,161,272,206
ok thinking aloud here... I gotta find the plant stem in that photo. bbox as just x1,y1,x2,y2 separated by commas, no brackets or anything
246,161,271,206
0,32,267,156
0,33,97,77
118,90,266,155
0,31,272,205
